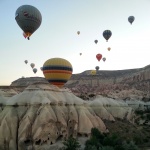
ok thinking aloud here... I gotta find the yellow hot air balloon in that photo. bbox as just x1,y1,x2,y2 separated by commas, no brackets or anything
91,70,96,75
43,58,73,88
15,5,42,40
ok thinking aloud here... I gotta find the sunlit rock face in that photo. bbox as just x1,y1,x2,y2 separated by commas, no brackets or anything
0,83,134,150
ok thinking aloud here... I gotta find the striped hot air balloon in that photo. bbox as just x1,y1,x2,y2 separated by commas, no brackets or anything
43,58,73,88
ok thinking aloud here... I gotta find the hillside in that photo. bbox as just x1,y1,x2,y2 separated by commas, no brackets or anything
8,64,150,101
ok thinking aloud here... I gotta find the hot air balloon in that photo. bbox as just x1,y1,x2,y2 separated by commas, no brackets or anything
15,5,42,40
128,16,135,25
33,68,37,74
77,31,80,35
79,53,82,56
107,47,111,51
24,60,28,64
95,66,99,71
102,57,106,62
30,63,35,68
40,67,43,71
96,54,102,61
103,30,112,42
91,70,96,75
94,40,98,44
43,58,73,88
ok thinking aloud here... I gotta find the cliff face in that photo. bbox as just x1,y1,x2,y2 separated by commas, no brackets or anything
65,65,150,101
0,83,134,150
8,64,150,101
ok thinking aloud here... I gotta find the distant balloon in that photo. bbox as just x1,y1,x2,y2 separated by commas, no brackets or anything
30,63,35,68
33,68,37,74
103,30,112,42
24,60,28,64
40,67,43,71
15,5,42,40
91,70,96,75
94,40,98,44
79,53,82,56
96,54,102,61
43,58,73,88
107,47,111,51
95,66,99,71
102,57,106,62
77,31,80,35
128,16,135,25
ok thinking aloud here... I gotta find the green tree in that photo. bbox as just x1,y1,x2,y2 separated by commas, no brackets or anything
60,137,81,150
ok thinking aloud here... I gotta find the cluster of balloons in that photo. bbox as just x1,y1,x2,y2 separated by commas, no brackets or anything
24,60,37,74
16,5,135,87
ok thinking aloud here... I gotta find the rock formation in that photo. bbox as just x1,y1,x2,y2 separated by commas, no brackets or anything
0,83,134,150
8,64,150,101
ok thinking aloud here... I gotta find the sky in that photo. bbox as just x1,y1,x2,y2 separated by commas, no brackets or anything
0,0,150,85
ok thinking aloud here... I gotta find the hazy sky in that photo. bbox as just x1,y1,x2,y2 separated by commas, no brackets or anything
0,0,150,85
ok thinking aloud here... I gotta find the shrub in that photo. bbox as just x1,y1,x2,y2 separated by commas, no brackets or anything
60,137,81,150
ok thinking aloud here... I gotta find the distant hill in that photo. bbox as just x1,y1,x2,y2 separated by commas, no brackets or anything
7,64,150,101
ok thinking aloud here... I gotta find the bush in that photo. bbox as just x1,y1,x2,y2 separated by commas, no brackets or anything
122,141,139,150
60,137,81,150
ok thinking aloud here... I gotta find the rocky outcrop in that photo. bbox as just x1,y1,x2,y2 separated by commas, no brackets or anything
7,64,150,101
10,77,48,86
67,65,150,101
0,83,134,150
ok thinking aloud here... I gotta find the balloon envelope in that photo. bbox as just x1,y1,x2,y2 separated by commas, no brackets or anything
96,54,102,61
128,16,135,24
94,40,98,44
40,67,43,71
77,31,80,35
103,30,112,42
33,68,37,73
30,63,35,68
107,47,111,51
95,66,99,71
102,57,106,62
24,60,28,64
43,58,73,88
15,5,42,39
91,70,96,75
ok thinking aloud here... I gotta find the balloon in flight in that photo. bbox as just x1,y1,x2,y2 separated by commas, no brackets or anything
96,54,102,61
102,57,106,62
24,60,28,64
91,70,96,75
107,47,111,51
94,40,98,44
77,31,80,35
43,58,73,88
95,66,99,71
15,5,42,40
79,53,82,56
30,63,35,68
103,30,112,42
40,67,43,71
33,68,37,74
128,16,135,25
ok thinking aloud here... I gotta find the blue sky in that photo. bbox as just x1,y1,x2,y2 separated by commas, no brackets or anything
0,0,150,85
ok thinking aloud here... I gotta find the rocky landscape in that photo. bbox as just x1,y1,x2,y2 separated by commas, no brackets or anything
9,64,150,101
0,65,150,149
